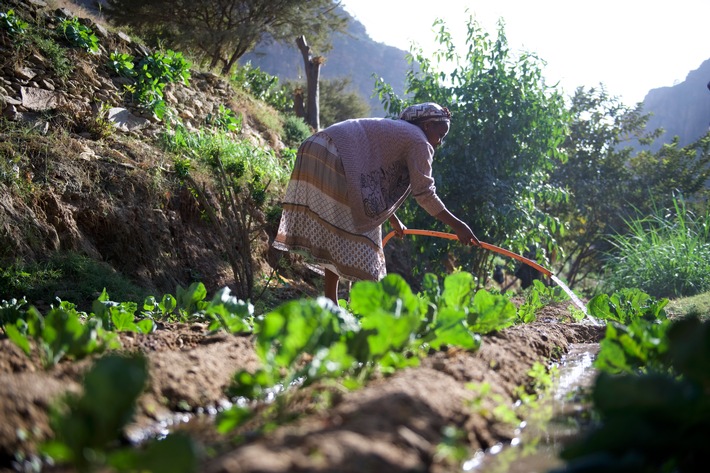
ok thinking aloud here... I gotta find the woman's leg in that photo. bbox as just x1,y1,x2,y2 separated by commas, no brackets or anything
324,268,339,304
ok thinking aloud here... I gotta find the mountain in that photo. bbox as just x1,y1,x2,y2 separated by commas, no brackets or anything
640,59,710,151
241,8,412,117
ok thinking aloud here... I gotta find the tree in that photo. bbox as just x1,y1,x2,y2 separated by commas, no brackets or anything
102,0,346,75
317,78,370,128
295,35,323,130
550,86,710,287
377,17,569,283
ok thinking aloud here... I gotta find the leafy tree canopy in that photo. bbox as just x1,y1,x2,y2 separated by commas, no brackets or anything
377,17,569,282
103,0,347,75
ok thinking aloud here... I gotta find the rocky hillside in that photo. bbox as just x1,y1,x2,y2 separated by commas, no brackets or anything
0,0,298,307
640,58,710,152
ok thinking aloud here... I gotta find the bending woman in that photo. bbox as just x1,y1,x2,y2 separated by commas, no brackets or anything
273,102,480,303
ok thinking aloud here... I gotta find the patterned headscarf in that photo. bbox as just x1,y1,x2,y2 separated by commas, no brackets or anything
399,102,451,124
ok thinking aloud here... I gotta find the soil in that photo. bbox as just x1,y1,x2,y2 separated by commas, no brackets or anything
0,303,605,473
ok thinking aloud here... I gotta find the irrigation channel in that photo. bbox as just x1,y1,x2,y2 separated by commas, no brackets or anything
466,343,600,473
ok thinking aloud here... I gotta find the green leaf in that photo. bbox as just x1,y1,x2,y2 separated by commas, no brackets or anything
5,322,31,355
441,272,476,310
430,307,481,350
468,290,517,334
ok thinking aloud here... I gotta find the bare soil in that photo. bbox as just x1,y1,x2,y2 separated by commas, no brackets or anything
0,303,604,473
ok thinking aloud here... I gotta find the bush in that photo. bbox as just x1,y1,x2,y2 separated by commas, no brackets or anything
601,194,710,298
282,114,311,148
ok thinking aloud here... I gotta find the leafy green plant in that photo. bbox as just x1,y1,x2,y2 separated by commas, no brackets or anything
140,282,254,333
602,194,710,298
232,62,292,111
42,354,198,473
225,272,518,415
206,104,242,132
56,17,99,54
555,317,710,473
1,9,29,35
589,288,671,375
115,49,191,118
1,301,120,368
91,289,154,333
107,51,135,78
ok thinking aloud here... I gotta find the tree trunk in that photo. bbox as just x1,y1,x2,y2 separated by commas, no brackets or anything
296,35,321,131
293,88,306,119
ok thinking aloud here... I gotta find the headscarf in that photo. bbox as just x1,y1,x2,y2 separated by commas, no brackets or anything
399,102,451,124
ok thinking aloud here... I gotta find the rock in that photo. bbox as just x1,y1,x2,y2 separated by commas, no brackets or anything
107,107,150,132
21,86,60,111
15,67,36,81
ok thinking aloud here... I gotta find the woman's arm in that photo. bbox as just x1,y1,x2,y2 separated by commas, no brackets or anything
434,209,481,246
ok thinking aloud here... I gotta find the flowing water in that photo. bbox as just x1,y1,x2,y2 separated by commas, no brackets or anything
463,343,600,473
549,275,601,326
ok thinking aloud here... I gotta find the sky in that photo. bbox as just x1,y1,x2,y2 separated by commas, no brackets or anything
341,0,710,105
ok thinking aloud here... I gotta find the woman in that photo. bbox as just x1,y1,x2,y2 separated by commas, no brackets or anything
273,102,480,303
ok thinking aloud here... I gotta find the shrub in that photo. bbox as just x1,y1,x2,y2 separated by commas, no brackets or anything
281,114,311,148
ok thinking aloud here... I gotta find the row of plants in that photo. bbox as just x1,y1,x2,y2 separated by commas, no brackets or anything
552,289,709,472
1,271,576,470
0,282,253,368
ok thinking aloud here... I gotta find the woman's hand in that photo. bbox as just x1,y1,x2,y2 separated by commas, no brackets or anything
434,209,481,246
388,214,407,239
453,221,481,246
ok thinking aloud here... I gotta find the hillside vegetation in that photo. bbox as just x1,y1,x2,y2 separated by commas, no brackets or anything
1,0,310,310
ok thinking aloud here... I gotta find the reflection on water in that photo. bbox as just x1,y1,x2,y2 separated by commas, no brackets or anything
463,343,599,473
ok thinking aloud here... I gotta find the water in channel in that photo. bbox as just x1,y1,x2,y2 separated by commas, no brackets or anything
463,343,600,473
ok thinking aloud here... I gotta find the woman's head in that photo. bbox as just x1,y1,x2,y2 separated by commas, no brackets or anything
400,102,451,148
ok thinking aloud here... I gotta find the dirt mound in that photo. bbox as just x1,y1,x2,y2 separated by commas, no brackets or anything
0,312,604,472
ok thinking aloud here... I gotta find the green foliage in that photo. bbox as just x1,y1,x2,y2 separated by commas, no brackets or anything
602,194,710,298
589,288,670,375
0,252,148,311
551,87,710,288
42,354,198,472
17,28,73,78
92,289,154,333
1,9,29,35
141,282,254,333
588,288,669,325
160,124,290,298
108,49,191,118
56,17,99,54
516,279,586,323
1,300,120,368
281,114,312,148
232,62,292,111
376,16,569,282
206,104,242,133
107,51,135,78
556,317,710,473
1,282,253,368
102,0,346,75
224,272,516,423
316,77,370,127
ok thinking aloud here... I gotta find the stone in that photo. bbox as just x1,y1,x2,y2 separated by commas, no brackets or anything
21,86,60,111
107,107,150,132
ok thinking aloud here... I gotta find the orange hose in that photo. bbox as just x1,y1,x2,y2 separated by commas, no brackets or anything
383,229,552,277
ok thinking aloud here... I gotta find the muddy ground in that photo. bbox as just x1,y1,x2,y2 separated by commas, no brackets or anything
0,301,605,473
